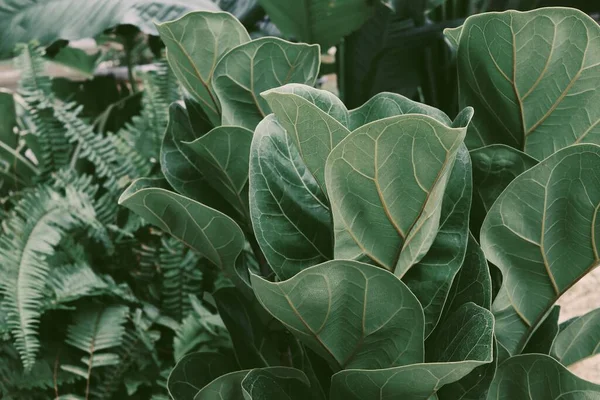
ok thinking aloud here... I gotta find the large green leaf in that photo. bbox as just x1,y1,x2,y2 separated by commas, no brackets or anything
552,308,600,366
325,113,467,273
470,144,538,237
257,0,377,48
447,8,600,160
330,302,493,400
403,144,472,336
262,84,350,194
251,260,425,371
157,11,250,125
185,125,254,224
168,352,237,399
0,0,220,59
161,102,234,216
249,114,332,280
118,178,249,294
481,143,600,355
262,85,454,196
212,37,320,130
522,305,560,355
487,354,600,399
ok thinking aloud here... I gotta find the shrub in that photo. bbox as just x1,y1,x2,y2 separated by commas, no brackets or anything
119,6,600,400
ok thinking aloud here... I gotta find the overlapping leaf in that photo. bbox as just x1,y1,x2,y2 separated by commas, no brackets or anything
447,8,600,160
481,144,600,355
330,302,493,400
213,38,320,130
552,308,600,366
249,115,332,279
157,11,251,125
251,260,425,371
325,113,468,273
168,352,237,399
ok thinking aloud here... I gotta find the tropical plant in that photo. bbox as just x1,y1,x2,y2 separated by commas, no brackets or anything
117,6,600,400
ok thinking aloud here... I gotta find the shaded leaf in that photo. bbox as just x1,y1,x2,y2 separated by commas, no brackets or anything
523,305,560,355
251,260,425,371
241,367,312,399
168,352,237,400
249,114,332,279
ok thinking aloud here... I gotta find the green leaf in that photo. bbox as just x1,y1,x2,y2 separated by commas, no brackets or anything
251,260,425,371
161,102,234,216
241,367,312,399
481,143,600,355
0,0,220,59
470,144,538,237
449,8,600,159
523,305,560,355
257,0,376,48
487,354,600,399
212,37,320,130
249,114,332,280
168,352,237,400
330,303,493,400
325,113,467,273
403,144,472,336
262,84,350,194
185,125,254,223
156,11,251,125
438,234,492,325
118,178,250,295
48,46,101,77
552,308,600,366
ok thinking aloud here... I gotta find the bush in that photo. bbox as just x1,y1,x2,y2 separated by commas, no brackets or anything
116,6,600,400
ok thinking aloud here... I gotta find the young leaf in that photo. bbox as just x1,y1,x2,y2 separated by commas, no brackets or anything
156,11,251,125
249,114,333,279
481,143,600,355
185,125,254,223
552,308,600,366
470,144,538,236
118,178,249,295
212,38,320,130
251,260,425,371
330,303,493,400
449,8,600,159
487,354,600,398
325,113,467,273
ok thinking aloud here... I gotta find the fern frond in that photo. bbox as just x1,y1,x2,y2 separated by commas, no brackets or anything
159,237,204,321
0,185,103,370
53,103,134,193
173,295,231,361
61,304,129,388
15,43,71,178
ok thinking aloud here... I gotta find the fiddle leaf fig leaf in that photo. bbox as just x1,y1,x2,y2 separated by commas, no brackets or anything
262,84,350,194
251,260,425,371
118,178,249,295
449,8,600,160
168,352,237,400
156,11,251,125
330,303,493,400
185,125,254,223
249,114,333,280
487,354,600,399
324,113,468,273
481,144,600,355
403,144,472,336
213,38,320,130
552,308,600,366
470,144,538,236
